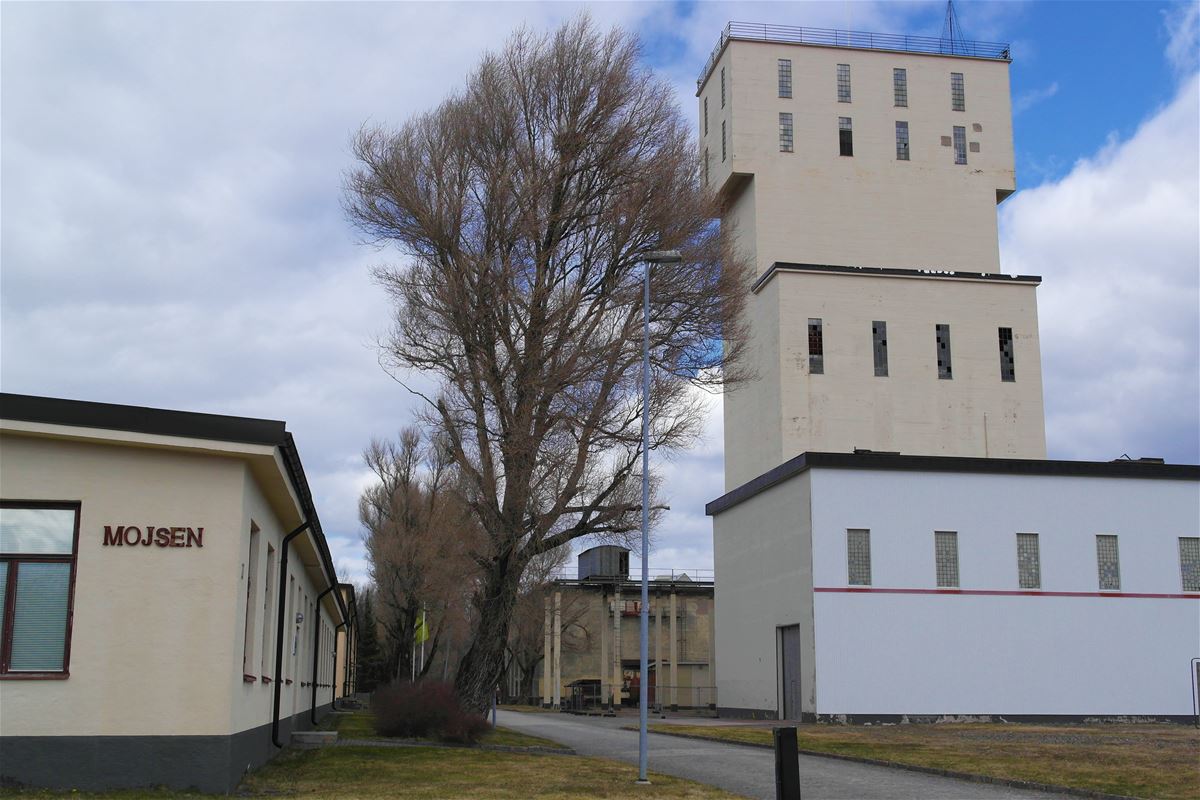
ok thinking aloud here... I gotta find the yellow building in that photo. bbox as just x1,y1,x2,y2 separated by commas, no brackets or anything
525,546,715,712
0,393,354,792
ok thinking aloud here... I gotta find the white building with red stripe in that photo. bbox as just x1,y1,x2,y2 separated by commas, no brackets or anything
707,452,1200,721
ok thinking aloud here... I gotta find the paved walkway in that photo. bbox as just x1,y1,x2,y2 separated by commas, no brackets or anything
495,710,1075,800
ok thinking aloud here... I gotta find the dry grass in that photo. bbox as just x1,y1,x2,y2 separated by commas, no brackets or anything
320,710,561,749
646,722,1200,800
242,745,740,799
1,745,739,799
498,703,557,713
320,710,377,738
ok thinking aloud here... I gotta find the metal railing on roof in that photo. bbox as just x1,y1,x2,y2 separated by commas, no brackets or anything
549,566,714,583
697,21,1012,92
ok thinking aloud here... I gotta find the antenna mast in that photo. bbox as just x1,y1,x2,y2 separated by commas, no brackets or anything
941,0,968,55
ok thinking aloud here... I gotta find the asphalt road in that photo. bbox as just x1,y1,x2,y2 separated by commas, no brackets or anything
495,710,1074,800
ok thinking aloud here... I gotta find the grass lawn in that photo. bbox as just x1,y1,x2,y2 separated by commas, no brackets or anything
645,722,1200,800
320,710,561,749
498,703,557,713
0,746,739,799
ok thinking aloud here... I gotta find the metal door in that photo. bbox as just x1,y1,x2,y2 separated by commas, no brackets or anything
780,624,801,720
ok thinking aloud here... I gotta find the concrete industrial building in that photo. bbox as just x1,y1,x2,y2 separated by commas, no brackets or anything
701,23,1044,489
701,23,1200,720
522,546,715,712
0,394,356,792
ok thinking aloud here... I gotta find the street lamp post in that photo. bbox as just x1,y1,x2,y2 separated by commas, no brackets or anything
637,249,681,785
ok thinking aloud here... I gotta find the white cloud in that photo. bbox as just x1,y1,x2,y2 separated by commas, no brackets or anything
1013,81,1059,115
1000,74,1200,464
1165,1,1200,76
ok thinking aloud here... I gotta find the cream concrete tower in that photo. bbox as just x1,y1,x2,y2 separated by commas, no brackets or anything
699,23,1048,489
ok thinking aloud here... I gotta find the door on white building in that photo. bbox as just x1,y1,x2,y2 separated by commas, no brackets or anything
779,624,801,720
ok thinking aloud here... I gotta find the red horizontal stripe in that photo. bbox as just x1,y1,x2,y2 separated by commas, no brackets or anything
815,587,1199,600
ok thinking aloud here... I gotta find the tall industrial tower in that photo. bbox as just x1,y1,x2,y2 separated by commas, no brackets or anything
698,23,1048,489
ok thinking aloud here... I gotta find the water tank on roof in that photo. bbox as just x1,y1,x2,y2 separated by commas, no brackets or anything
578,545,629,580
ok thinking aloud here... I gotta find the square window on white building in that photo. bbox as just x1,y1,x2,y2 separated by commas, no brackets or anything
893,68,908,107
999,327,1016,381
953,126,968,165
808,318,824,374
951,72,965,111
935,323,953,379
935,531,959,588
1096,534,1121,591
779,112,794,153
778,59,792,98
847,529,871,585
1180,537,1200,592
1016,533,1040,589
872,321,888,377
895,121,910,161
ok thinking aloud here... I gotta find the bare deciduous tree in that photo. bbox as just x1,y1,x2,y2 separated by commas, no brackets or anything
361,429,481,683
346,16,750,711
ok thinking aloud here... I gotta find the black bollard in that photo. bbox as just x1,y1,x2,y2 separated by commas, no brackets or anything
773,726,801,800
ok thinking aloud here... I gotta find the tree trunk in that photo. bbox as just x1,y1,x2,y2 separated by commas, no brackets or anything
518,655,542,705
454,562,522,713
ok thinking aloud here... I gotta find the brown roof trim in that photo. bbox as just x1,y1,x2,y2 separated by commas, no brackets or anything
0,392,286,445
752,262,1042,294
706,452,1200,516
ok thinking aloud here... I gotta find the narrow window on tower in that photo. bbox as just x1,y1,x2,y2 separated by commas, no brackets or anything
847,529,871,585
837,63,851,102
872,321,888,377
808,318,824,374
895,121,910,161
1180,537,1200,592
893,68,908,107
1096,535,1120,591
951,72,965,111
720,67,726,108
998,327,1016,381
779,112,794,153
953,126,967,165
1017,533,1041,589
935,531,959,588
838,117,853,157
703,97,708,136
703,148,710,186
778,58,792,98
935,323,953,379
721,120,727,162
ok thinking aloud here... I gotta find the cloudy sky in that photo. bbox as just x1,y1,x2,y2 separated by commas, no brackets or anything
3,1,1197,584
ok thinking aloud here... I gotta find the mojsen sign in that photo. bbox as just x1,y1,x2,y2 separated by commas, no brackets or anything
103,525,204,548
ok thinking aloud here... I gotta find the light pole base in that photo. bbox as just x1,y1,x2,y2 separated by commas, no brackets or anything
635,780,652,786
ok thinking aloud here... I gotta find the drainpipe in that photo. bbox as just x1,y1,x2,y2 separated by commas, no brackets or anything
311,584,337,725
271,521,310,749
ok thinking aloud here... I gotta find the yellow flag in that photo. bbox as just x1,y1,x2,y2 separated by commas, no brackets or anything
414,613,430,644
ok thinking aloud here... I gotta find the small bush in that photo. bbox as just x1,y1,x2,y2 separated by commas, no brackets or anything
371,680,490,744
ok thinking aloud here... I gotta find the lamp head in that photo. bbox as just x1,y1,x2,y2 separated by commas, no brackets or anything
642,250,682,264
